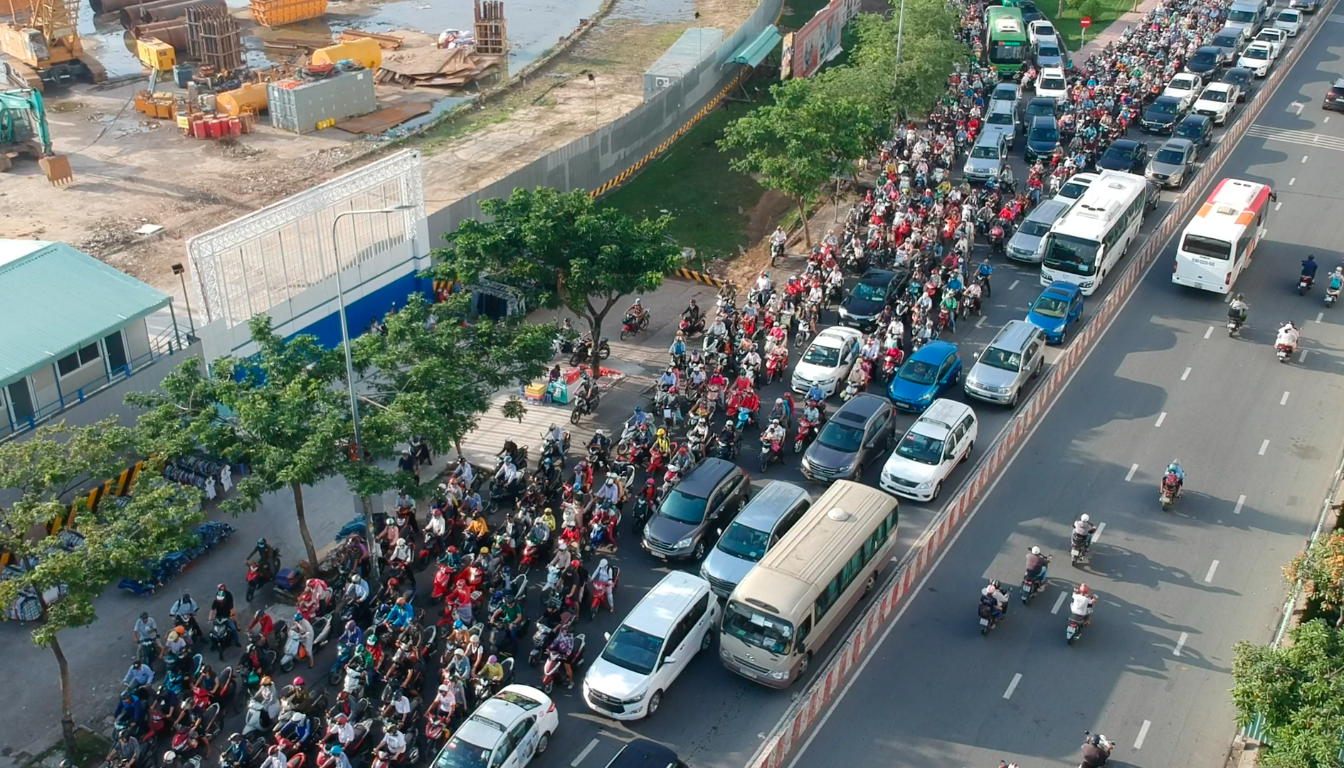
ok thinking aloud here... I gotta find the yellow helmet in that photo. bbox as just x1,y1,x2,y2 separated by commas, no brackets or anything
656,428,666,436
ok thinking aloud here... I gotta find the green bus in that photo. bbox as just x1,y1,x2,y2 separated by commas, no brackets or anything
984,6,1029,77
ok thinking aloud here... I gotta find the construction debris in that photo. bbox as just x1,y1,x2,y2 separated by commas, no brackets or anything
473,0,507,55
185,5,243,71
338,30,402,50
376,46,500,88
250,0,327,28
333,101,430,134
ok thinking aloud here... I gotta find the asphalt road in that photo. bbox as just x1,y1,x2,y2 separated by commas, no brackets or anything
784,13,1344,768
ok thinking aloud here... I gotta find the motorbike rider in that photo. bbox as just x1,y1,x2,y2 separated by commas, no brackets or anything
562,559,589,612
320,744,352,768
1277,321,1301,352
574,373,600,413
277,709,313,746
1072,514,1097,552
1080,733,1111,768
260,746,289,768
682,300,704,333
1024,546,1050,586
1301,254,1318,286
549,623,578,689
1164,460,1185,497
980,580,1009,620
761,419,787,462
1071,584,1097,626
123,659,154,689
377,724,408,766
1332,267,1344,298
381,684,415,731
247,538,278,582
490,593,527,647
223,734,254,768
133,611,160,653
753,271,773,302
587,428,611,466
170,591,202,641
481,654,505,691
769,226,788,259
625,297,646,328
1228,293,1248,325
651,428,672,460
383,596,414,631
253,676,280,729
668,445,694,478
715,421,738,459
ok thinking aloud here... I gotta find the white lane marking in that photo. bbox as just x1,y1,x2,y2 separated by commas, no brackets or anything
1248,124,1344,152
1092,522,1105,544
1181,367,1191,381
1003,673,1022,699
976,316,988,328
571,740,600,767
1206,560,1220,583
1275,201,1283,210
1135,720,1152,749
1290,177,1297,185
1174,632,1189,657
1300,348,1309,363
1259,439,1270,456
1203,326,1214,339
1009,280,1020,290
1317,312,1325,323
1302,154,1309,163
1234,494,1246,515
1052,591,1068,614
1125,464,1138,481
1155,412,1167,427
1291,102,1305,114
1281,391,1290,405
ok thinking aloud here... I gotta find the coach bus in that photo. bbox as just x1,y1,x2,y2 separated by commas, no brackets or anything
1039,170,1149,296
985,7,1030,77
1172,178,1274,294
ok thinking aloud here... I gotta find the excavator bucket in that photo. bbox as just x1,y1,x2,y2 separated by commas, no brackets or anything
38,153,72,185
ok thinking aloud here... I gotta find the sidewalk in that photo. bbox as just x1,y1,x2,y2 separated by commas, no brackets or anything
1075,0,1167,60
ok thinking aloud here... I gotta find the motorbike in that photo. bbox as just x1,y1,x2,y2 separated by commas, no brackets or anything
679,315,706,337
1277,342,1295,363
839,379,860,402
619,312,650,341
371,743,419,768
540,633,586,693
570,392,598,425
207,618,236,661
587,567,619,621
770,239,785,265
568,337,612,367
758,439,783,473
1298,274,1313,295
242,698,270,739
1159,474,1180,511
764,352,787,384
279,614,333,673
1066,611,1090,645
989,225,1006,257
1021,569,1045,604
793,417,817,453
1226,315,1244,337
1328,286,1339,307
245,549,282,603
138,637,160,667
1076,733,1114,768
977,594,1008,635
1070,531,1093,566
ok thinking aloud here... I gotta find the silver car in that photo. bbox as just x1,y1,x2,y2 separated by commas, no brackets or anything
963,133,1008,184
1006,199,1069,263
983,101,1018,150
964,321,1046,408
699,482,812,599
1146,138,1197,188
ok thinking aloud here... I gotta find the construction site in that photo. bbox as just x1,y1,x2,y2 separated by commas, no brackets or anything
0,0,758,311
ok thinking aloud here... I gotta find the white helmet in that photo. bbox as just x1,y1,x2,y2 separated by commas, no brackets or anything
1030,546,1041,555
1080,514,1090,523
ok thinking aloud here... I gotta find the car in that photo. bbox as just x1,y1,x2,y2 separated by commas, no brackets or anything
434,685,559,768
1095,138,1149,173
699,482,812,598
1024,96,1057,121
839,268,907,331
1035,67,1068,101
1238,40,1276,77
1162,73,1203,111
1025,281,1084,343
800,392,896,482
1017,0,1044,23
1221,67,1254,100
1254,27,1286,56
1323,78,1344,111
1224,1,1263,34
1007,198,1070,263
641,458,749,560
791,326,863,398
583,571,719,720
964,131,1009,183
879,399,978,501
1140,95,1186,134
1034,39,1070,70
888,341,962,413
1288,0,1319,12
964,320,1046,406
1055,171,1098,205
601,740,688,768
1027,19,1058,46
991,82,1020,107
1146,137,1198,188
1185,45,1225,75
1274,8,1302,35
1174,114,1213,149
1192,81,1239,124
1024,114,1060,163
1210,27,1248,62
983,101,1019,150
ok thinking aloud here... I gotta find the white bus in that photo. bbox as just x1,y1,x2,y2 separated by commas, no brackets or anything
1039,170,1149,296
718,481,899,688
1172,178,1274,294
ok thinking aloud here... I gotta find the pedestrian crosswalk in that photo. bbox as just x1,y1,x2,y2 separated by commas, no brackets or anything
1244,123,1344,153
1327,12,1344,23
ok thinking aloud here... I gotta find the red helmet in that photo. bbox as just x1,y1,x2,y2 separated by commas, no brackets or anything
1077,584,1090,596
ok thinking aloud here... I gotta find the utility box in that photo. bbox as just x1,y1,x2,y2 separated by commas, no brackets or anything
642,27,723,102
136,38,176,71
266,69,375,133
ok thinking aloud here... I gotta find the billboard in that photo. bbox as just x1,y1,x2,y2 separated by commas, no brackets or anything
780,31,795,79
791,0,861,79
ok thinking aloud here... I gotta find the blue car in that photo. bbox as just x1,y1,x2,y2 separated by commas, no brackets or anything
888,341,963,412
1026,281,1084,344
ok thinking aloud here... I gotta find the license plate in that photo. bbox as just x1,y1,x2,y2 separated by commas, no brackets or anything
736,665,759,679
663,408,672,418
1071,549,1080,558
979,618,990,626
1066,625,1076,638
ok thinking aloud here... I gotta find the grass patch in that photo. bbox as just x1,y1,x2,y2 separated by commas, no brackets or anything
1042,0,1135,50
25,729,110,768
780,0,836,30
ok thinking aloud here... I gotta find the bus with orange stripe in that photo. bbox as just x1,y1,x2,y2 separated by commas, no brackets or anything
1173,178,1275,294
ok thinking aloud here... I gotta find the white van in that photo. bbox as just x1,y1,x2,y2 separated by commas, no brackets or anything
582,571,719,720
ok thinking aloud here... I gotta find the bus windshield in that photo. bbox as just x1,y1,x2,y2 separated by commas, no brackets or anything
723,600,794,655
1181,234,1232,260
1043,234,1100,275
991,42,1028,65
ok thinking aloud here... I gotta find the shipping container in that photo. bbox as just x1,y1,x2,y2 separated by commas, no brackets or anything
250,0,327,26
266,69,375,133
310,38,381,70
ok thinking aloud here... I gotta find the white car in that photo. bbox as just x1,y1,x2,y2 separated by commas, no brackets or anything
1028,19,1058,46
1054,172,1098,205
1162,73,1203,111
791,326,862,398
1254,27,1286,56
1035,67,1068,101
435,685,559,768
1274,8,1302,35
583,571,719,720
1192,81,1239,124
879,399,978,502
1238,40,1276,76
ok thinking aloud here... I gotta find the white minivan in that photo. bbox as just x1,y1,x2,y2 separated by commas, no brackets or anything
582,571,719,720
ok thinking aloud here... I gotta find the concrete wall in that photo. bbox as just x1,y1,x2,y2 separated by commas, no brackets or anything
126,318,151,361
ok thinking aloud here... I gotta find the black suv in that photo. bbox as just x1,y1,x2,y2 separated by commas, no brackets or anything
641,458,750,561
1141,95,1185,134
1095,138,1149,173
800,393,896,483
603,740,687,768
1325,78,1344,112
839,268,908,331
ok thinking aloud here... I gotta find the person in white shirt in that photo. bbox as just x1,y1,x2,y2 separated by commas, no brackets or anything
1276,322,1300,351
291,613,314,668
981,580,1009,619
453,458,475,487
326,714,354,747
1070,584,1097,625
345,574,369,604
377,726,407,764
425,509,447,540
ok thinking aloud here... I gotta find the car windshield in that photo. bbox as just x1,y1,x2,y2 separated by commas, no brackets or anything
1279,11,1299,20
1225,71,1250,85
971,144,1001,159
802,343,841,367
1042,233,1099,275
1191,50,1217,66
1175,122,1204,140
896,431,946,465
899,358,939,386
1257,32,1279,43
435,738,492,768
1040,75,1066,91
979,347,1022,372
1019,219,1053,237
816,420,864,452
1214,34,1239,48
1228,8,1256,22
988,111,1014,125
851,281,886,301
1245,47,1268,60
1104,146,1134,162
1038,44,1059,58
993,86,1017,100
723,600,794,655
1200,88,1229,103
1170,78,1196,92
493,691,542,710
1030,124,1058,142
600,625,662,676
1149,100,1178,115
658,489,708,524
1155,147,1187,164
1333,87,1344,98
1033,295,1069,318
1058,180,1089,199
717,521,770,562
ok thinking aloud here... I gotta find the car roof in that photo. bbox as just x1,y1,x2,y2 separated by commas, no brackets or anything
732,481,811,530
1041,66,1065,76
1108,138,1140,150
1170,73,1199,82
622,571,710,636
1029,114,1057,128
859,268,897,284
1179,113,1211,128
469,685,549,729
1042,280,1080,297
988,99,1015,115
1024,198,1071,223
1334,78,1344,89
603,739,682,768
833,392,890,421
814,327,860,346
1215,26,1242,37
911,399,973,436
1223,67,1252,78
911,340,957,363
678,458,740,496
1160,137,1195,151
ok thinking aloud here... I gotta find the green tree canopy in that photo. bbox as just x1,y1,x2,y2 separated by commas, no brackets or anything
430,188,681,376
848,0,968,120
1284,531,1344,627
0,421,202,758
1233,621,1344,768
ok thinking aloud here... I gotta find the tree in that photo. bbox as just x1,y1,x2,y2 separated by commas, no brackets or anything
128,315,370,570
847,1,967,120
431,188,681,378
351,292,553,467
1232,621,1344,768
1284,532,1344,627
0,421,202,759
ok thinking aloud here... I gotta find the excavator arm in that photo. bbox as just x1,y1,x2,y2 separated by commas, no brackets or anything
0,87,72,184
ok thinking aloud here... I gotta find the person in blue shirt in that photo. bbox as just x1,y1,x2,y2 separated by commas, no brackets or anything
977,261,993,298
338,620,362,652
1165,461,1185,496
806,382,825,404
1329,266,1343,293
1301,254,1318,283
629,406,647,428
123,661,154,689
383,597,413,630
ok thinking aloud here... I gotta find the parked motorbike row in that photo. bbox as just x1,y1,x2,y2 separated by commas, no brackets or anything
118,522,238,597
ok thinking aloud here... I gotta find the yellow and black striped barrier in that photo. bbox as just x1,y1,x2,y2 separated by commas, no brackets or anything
0,460,146,567
673,267,729,288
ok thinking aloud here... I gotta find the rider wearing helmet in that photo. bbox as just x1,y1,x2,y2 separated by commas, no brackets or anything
1070,584,1097,624
1025,546,1050,584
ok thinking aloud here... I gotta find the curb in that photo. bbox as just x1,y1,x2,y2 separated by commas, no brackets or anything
745,7,1331,767
670,267,730,288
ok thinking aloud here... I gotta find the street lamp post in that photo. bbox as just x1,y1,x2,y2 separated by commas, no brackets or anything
892,0,908,89
331,205,413,581
171,262,196,344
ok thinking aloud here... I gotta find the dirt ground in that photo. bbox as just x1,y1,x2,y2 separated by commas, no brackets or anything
0,0,759,314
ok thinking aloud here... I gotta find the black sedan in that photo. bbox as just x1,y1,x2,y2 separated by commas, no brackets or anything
1140,95,1186,134
1174,114,1213,151
1095,139,1149,173
1185,46,1225,76
839,268,908,332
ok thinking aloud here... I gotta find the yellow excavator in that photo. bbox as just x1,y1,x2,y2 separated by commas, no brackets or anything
0,0,105,92
0,86,73,183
